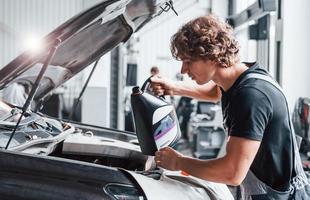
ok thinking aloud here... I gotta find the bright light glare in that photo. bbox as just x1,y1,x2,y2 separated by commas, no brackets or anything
23,35,43,53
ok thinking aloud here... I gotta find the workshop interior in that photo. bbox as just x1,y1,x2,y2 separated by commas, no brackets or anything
0,0,309,199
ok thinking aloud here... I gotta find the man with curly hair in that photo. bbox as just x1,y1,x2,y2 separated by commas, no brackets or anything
151,14,309,199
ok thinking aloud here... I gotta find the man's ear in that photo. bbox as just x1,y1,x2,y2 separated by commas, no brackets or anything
210,60,221,68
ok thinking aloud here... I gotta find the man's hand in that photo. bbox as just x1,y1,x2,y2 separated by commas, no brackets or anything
155,147,184,171
150,76,221,102
150,76,176,96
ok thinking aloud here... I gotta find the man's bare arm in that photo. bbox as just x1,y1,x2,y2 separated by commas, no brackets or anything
151,76,221,102
174,80,221,102
155,136,261,186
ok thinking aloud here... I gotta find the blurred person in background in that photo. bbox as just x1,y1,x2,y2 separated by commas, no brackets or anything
150,66,160,76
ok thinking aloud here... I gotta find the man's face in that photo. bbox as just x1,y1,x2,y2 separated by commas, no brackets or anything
180,59,216,85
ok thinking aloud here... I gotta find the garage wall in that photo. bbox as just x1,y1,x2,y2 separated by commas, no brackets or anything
0,0,84,67
211,0,229,18
136,0,211,85
282,0,310,111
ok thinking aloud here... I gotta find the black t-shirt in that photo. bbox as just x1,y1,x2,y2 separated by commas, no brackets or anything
221,62,293,191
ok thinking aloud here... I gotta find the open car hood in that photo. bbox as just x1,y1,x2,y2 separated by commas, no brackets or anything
0,0,170,100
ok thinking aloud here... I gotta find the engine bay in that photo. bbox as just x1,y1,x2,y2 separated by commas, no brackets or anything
0,107,148,171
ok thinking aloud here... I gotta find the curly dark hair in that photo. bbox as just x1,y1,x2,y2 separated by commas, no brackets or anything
170,14,240,68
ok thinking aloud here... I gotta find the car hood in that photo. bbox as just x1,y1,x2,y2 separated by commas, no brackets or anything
0,0,170,100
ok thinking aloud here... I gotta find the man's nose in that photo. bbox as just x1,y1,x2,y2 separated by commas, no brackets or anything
181,63,188,74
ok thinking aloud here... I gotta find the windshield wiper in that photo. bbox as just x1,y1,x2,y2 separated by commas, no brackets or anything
4,39,61,150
